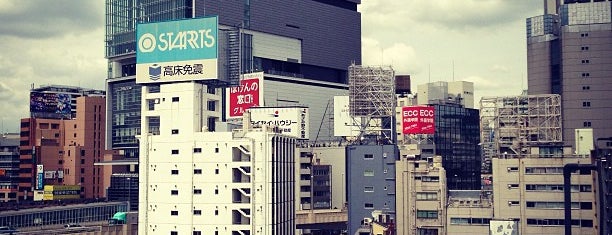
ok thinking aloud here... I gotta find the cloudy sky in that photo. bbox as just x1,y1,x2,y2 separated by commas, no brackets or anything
0,1,542,133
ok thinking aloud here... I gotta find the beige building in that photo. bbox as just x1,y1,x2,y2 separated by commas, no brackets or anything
492,149,596,235
446,190,493,235
396,144,446,235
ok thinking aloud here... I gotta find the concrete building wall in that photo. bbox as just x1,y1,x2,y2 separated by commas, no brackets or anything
492,156,597,235
139,82,295,235
347,145,397,235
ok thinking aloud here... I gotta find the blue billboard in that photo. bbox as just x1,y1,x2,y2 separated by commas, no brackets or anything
136,16,218,83
30,92,72,119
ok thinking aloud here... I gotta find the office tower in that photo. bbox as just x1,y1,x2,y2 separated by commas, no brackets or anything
346,144,397,235
417,81,474,109
19,96,106,200
0,133,19,202
527,0,612,148
395,150,447,235
105,0,362,159
138,82,295,235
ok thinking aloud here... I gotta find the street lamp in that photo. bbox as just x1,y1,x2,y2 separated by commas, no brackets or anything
126,177,131,211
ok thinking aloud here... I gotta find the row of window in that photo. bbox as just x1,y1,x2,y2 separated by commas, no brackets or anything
416,210,438,219
526,219,593,227
524,184,592,192
170,169,218,175
171,231,218,235
450,217,490,225
170,148,220,154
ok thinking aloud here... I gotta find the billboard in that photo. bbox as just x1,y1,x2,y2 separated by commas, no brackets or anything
43,185,81,201
401,106,435,134
333,96,360,137
136,16,218,84
226,72,264,119
249,107,309,139
36,165,44,190
30,92,72,119
489,220,519,235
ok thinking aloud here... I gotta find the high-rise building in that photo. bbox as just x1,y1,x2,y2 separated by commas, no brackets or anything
0,133,19,202
138,82,295,234
105,0,362,158
526,0,612,148
346,144,397,235
417,81,474,109
19,96,106,200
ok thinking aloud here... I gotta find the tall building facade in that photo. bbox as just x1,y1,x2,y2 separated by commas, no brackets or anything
138,82,295,234
346,144,397,235
105,0,361,158
18,96,106,200
527,0,612,148
0,133,19,202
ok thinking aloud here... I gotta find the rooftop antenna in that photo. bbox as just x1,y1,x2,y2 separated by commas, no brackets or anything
452,60,455,82
428,64,431,83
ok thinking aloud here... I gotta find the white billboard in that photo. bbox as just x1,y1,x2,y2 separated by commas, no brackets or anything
333,96,360,137
249,106,309,139
489,220,519,235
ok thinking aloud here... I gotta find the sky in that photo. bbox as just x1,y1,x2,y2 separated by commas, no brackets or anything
0,1,543,133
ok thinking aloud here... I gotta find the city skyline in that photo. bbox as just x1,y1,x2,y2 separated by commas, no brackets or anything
0,1,541,132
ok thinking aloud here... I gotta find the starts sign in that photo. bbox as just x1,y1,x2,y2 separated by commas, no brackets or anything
402,106,435,134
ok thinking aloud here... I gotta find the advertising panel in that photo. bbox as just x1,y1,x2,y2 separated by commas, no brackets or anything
35,165,44,190
489,220,519,235
136,16,218,83
43,185,81,201
226,72,264,119
333,96,361,137
402,106,435,134
30,92,72,119
249,107,309,139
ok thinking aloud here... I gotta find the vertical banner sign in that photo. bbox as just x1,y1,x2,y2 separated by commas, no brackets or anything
136,16,218,83
402,106,435,134
36,165,44,190
226,72,264,118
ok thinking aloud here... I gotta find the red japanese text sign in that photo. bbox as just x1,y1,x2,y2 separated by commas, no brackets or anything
402,106,435,134
227,72,264,118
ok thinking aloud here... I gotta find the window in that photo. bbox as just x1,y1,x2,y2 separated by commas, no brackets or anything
207,101,216,111
364,170,374,176
171,231,178,235
364,154,374,160
508,184,519,189
172,97,179,102
581,33,589,37
194,231,202,235
171,129,179,134
417,228,438,235
416,210,438,219
194,169,202,174
509,201,520,206
581,46,589,51
81,159,85,164
171,190,178,195
171,170,179,175
582,86,590,90
215,210,219,215
207,86,216,94
581,60,590,64
81,168,85,174
215,169,219,174
193,210,202,215
364,186,374,192
583,121,592,127
364,203,374,209
194,189,202,194
215,147,219,153
171,149,179,154
507,167,519,172
582,101,591,107
215,189,219,194
421,176,439,182
171,210,178,216
194,148,202,153
581,72,590,77
416,192,438,201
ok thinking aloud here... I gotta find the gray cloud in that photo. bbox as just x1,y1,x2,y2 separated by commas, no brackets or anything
0,1,103,39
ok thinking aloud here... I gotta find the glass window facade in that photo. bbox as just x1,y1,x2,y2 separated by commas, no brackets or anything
110,80,141,151
433,104,481,190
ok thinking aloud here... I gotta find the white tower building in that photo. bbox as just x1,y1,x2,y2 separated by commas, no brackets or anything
138,82,295,235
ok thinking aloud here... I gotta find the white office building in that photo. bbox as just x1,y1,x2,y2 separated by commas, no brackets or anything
138,82,295,235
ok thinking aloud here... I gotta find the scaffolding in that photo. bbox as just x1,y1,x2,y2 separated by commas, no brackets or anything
348,64,396,143
480,94,562,165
